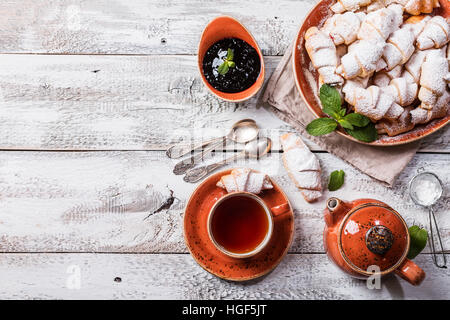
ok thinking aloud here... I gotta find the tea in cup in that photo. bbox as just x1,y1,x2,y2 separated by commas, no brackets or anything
207,192,289,258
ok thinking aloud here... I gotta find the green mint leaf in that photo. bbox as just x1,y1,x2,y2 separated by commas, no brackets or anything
306,117,338,136
227,48,234,61
339,109,347,117
319,84,342,116
345,122,378,142
328,170,345,191
323,108,342,120
408,226,428,259
338,119,354,130
227,61,235,68
344,113,370,127
217,61,229,75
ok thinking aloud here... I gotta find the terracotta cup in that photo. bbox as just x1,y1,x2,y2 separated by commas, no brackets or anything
197,16,265,102
206,192,290,259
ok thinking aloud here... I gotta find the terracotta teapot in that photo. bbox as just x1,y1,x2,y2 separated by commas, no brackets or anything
323,198,426,286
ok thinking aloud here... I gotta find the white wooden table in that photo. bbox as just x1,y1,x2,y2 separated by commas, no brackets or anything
0,0,448,300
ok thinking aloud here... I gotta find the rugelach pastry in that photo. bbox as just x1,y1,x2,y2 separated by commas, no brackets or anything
216,168,273,194
305,27,344,85
416,16,450,50
280,133,322,203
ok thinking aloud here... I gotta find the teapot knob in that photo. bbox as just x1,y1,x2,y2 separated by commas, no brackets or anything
365,225,394,255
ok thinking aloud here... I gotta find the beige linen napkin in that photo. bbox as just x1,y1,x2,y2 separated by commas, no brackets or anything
262,43,421,186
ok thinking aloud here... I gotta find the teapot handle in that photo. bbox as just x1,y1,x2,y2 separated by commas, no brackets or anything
394,258,426,286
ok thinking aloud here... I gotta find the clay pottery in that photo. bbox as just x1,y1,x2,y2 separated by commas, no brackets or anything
183,168,294,281
323,197,426,286
197,16,265,102
292,0,450,146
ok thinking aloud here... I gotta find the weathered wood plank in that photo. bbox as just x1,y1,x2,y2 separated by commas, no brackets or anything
0,0,316,55
0,253,448,299
0,54,447,152
0,151,447,253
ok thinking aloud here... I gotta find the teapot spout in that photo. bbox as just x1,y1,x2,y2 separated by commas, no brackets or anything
327,197,341,212
324,197,351,227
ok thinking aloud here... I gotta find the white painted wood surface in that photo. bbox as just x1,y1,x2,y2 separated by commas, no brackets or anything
0,0,448,299
0,54,447,151
0,253,448,300
0,151,448,253
0,0,316,55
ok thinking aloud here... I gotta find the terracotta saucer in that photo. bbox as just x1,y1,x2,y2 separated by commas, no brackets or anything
183,168,294,281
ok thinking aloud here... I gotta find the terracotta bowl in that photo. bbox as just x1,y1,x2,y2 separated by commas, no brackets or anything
198,16,265,102
293,0,450,146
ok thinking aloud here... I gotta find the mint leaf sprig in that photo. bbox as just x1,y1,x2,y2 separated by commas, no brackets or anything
306,84,378,143
408,226,428,259
217,48,236,75
328,170,345,191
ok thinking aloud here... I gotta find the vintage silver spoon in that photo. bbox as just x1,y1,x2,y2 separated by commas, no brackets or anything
183,137,272,183
409,172,447,268
167,119,258,159
172,119,259,175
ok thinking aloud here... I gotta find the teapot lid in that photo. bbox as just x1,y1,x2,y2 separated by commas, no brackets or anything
338,202,409,275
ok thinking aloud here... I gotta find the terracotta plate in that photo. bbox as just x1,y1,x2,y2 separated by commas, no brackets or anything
183,168,294,281
293,0,450,146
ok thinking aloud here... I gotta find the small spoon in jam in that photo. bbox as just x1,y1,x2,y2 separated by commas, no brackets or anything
172,119,259,174
183,137,272,183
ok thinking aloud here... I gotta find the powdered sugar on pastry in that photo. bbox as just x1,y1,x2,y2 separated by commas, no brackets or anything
416,16,450,50
331,0,374,13
336,40,385,79
357,5,404,42
403,0,440,15
322,12,366,45
280,133,322,203
303,1,449,137
404,15,431,38
382,25,416,70
364,0,438,15
411,90,449,124
216,168,273,194
305,27,344,85
373,65,403,86
383,77,419,106
418,48,449,105
447,45,450,88
366,0,391,12
343,84,401,120
402,49,428,83
376,106,415,136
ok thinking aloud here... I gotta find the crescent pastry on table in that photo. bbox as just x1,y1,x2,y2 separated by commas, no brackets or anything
280,133,322,203
216,168,273,194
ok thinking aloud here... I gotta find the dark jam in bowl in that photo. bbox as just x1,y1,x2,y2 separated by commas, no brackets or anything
202,38,261,93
